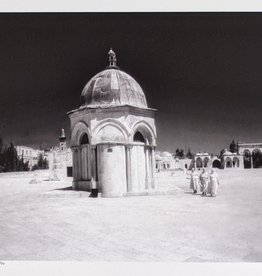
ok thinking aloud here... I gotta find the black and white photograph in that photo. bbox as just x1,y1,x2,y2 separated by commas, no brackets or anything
0,1,262,275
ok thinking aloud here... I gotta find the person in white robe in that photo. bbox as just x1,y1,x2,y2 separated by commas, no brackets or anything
199,168,209,196
208,168,220,197
188,168,199,194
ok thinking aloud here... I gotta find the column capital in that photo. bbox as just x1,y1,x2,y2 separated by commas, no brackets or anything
125,144,133,150
71,146,78,151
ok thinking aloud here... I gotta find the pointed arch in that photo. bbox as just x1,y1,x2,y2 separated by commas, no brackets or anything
252,148,262,168
80,133,89,145
93,119,129,144
233,156,240,167
212,159,221,168
131,120,156,146
203,157,210,167
71,121,91,147
225,157,233,168
196,157,203,168
243,149,252,169
133,131,145,143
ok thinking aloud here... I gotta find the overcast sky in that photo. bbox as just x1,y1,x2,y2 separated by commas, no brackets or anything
0,13,261,154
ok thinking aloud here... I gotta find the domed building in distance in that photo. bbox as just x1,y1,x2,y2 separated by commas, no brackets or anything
67,49,157,197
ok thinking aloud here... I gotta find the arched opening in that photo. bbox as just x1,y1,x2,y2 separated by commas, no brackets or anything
233,157,240,168
130,123,155,192
203,157,209,168
212,159,221,168
78,133,91,181
226,157,232,168
132,122,155,146
80,133,89,145
252,149,262,168
196,157,203,169
133,131,145,143
71,121,91,148
244,149,252,169
156,161,161,172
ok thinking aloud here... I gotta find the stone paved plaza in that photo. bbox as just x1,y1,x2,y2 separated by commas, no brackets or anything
0,169,262,261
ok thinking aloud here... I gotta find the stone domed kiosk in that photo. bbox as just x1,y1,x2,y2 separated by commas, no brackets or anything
68,49,157,197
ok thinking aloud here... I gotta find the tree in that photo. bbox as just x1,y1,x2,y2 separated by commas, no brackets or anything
3,143,19,172
179,149,185,159
17,157,30,171
186,148,193,159
0,137,31,172
175,148,185,159
32,153,48,170
229,140,237,153
0,137,4,172
0,137,3,153
219,149,226,159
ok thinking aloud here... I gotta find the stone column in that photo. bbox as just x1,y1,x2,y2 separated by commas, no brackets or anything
80,147,83,180
75,148,80,180
72,148,77,180
91,146,97,188
125,145,132,193
72,147,79,190
240,155,244,169
150,146,156,189
145,146,150,190
251,155,253,169
81,146,88,180
148,148,152,183
87,145,91,180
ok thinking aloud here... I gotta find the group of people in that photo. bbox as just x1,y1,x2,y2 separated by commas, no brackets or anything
188,168,220,197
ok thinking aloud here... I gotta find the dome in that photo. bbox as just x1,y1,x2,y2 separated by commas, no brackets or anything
223,150,233,156
196,152,209,156
155,154,163,161
80,49,147,109
160,151,172,158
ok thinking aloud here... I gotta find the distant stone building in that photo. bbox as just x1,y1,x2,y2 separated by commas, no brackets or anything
237,142,262,169
211,156,222,168
193,150,242,170
155,151,193,172
48,129,73,180
193,143,262,170
215,144,262,169
68,49,157,197
155,142,262,171
155,149,246,171
15,145,44,169
220,149,242,169
155,151,173,171
194,152,212,169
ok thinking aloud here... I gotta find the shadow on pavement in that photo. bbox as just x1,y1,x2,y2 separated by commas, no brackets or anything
184,191,198,195
52,186,73,191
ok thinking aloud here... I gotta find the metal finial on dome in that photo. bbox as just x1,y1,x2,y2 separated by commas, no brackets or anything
60,128,66,139
108,48,117,67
